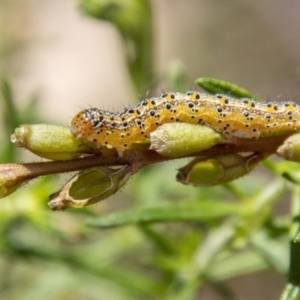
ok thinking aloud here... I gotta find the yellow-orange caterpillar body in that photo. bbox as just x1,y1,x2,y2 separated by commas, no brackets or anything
71,92,300,151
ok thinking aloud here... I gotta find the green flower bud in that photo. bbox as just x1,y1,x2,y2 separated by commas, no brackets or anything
177,153,267,186
150,123,222,157
11,124,92,160
277,134,300,162
48,165,133,210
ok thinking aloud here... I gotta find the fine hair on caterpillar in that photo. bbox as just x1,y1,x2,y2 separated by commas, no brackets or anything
71,91,300,151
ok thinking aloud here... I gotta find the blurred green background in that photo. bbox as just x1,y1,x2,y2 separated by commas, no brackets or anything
1,0,300,299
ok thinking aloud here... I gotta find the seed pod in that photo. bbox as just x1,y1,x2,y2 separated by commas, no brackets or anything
48,165,133,210
177,153,268,186
0,164,32,198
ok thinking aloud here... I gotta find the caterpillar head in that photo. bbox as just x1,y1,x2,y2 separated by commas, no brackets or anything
71,108,104,139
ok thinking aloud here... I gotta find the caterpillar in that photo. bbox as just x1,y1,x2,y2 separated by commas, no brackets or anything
71,91,300,152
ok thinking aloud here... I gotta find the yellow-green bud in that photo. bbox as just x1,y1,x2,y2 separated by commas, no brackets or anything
277,134,300,162
11,124,92,160
150,123,222,157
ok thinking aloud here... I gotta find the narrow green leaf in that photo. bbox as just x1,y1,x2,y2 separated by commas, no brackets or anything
208,251,268,281
139,224,177,255
196,77,260,100
86,200,242,228
249,229,288,274
78,0,153,95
